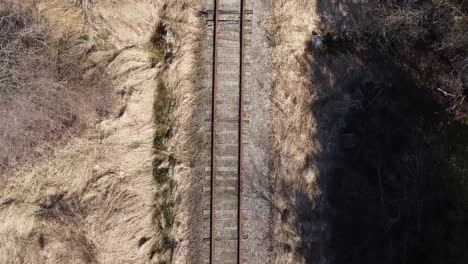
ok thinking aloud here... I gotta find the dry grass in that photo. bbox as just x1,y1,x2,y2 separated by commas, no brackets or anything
0,3,114,177
0,138,103,264
0,136,155,264
69,0,93,23
265,1,324,263
265,0,467,263
147,0,202,262
0,0,203,263
0,0,160,263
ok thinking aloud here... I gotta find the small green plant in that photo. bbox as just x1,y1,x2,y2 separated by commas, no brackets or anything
79,35,99,43
79,35,90,41
147,22,168,67
151,74,175,262
153,77,171,153
79,35,89,41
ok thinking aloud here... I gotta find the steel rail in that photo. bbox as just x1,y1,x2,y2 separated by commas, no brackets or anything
237,0,246,263
210,0,245,262
209,0,219,262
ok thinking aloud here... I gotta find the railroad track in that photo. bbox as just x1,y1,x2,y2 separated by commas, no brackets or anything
201,0,251,263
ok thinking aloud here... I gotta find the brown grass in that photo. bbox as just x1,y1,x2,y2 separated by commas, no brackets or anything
0,3,114,177
264,0,468,263
0,0,165,263
148,0,202,262
0,138,102,264
70,0,93,21
0,0,204,262
265,1,324,263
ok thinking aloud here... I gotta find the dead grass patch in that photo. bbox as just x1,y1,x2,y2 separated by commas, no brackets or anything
148,0,202,262
0,3,114,177
265,1,324,263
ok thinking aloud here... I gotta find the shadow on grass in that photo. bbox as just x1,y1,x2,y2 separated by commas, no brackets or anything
290,1,468,264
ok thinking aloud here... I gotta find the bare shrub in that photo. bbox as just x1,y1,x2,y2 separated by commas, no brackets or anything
346,0,468,116
0,4,114,177
311,1,468,263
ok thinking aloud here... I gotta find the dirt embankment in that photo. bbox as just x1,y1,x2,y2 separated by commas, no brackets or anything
0,0,202,263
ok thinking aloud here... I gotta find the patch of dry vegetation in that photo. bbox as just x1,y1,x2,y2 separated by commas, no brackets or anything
265,1,468,263
0,135,155,263
0,0,202,262
69,0,93,21
319,0,468,119
0,138,106,264
265,1,324,263
0,3,113,177
147,1,202,262
0,0,162,263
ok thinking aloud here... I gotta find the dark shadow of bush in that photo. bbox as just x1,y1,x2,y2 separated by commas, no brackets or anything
305,1,468,263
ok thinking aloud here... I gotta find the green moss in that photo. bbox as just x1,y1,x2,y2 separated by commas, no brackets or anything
79,35,90,41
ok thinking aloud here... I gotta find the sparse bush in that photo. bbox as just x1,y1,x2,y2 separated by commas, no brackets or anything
322,0,468,118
